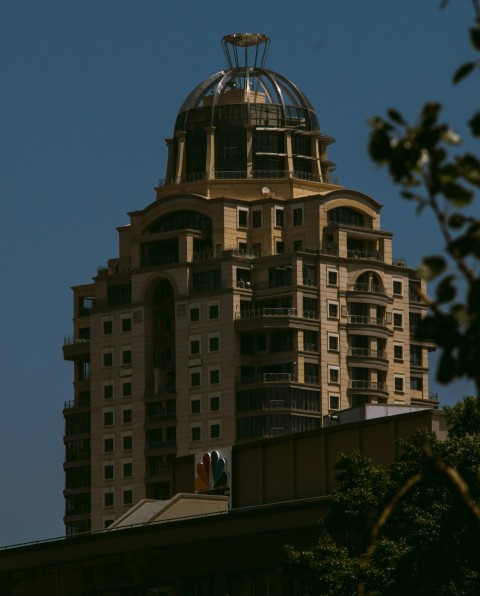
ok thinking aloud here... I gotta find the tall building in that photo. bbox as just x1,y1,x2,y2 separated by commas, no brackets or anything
62,33,436,534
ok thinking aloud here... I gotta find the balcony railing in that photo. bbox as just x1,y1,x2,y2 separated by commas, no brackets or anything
347,283,387,295
348,348,387,359
236,308,318,320
146,466,171,478
238,372,296,384
409,293,422,303
304,375,320,385
157,170,340,186
302,278,318,287
145,412,176,423
347,315,387,326
146,440,176,450
347,250,383,261
393,257,407,267
349,380,387,391
303,343,318,352
64,335,90,345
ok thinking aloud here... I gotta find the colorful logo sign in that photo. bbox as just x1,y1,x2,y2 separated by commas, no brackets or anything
195,450,229,493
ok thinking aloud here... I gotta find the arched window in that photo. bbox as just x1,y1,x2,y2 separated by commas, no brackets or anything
149,211,212,235
328,206,370,228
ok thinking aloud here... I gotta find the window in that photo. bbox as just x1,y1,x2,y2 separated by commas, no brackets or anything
328,333,339,352
210,423,221,439
237,207,248,228
122,409,132,424
189,339,200,355
411,377,423,391
190,307,200,322
104,465,114,480
104,492,114,507
104,438,114,453
122,435,132,450
191,426,201,441
328,301,339,319
275,241,285,254
293,240,303,252
256,333,267,351
121,350,132,365
329,366,340,384
329,394,340,410
103,352,113,367
275,207,284,227
208,304,219,319
393,311,403,328
410,344,423,366
394,344,404,361
293,207,303,226
103,384,114,399
393,280,403,296
210,369,220,384
238,242,247,254
210,396,220,411
123,462,132,477
252,242,262,256
191,399,201,414
103,412,114,426
394,376,404,392
123,490,133,505
122,382,132,397
103,320,113,335
252,209,262,228
327,269,338,286
121,318,132,332
209,336,220,352
190,371,201,387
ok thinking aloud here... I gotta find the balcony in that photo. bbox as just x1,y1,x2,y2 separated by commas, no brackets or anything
145,440,176,451
348,348,387,359
145,466,171,480
236,308,318,331
237,372,296,385
347,315,387,327
63,335,90,361
348,380,388,394
145,411,176,423
347,283,387,296
347,250,383,261
303,343,318,353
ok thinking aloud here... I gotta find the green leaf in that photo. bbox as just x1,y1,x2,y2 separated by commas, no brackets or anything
448,213,466,229
468,112,480,137
417,256,446,280
470,26,480,51
387,108,405,126
442,181,473,206
436,275,456,303
437,350,456,384
452,61,476,84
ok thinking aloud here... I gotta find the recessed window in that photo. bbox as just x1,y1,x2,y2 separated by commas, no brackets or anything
329,366,340,384
329,394,340,410
122,409,132,424
122,462,132,477
191,399,201,414
252,209,262,228
252,242,262,256
393,311,403,328
327,269,338,286
103,384,114,399
209,336,220,352
328,333,339,352
121,350,132,365
210,423,221,439
275,207,284,227
122,382,132,397
238,242,247,254
103,320,113,335
123,490,133,505
210,396,220,411
104,492,114,507
208,304,219,319
293,240,303,252
121,318,132,332
122,436,132,450
104,438,114,453
210,369,220,385
103,412,114,426
394,344,404,361
190,307,200,323
411,376,423,391
190,339,201,355
190,371,201,387
103,352,113,367
394,376,404,392
393,280,403,296
104,465,114,480
191,426,201,441
293,207,303,227
276,241,285,254
328,301,339,319
237,207,248,228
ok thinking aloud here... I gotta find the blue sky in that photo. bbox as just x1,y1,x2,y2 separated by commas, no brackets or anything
1,0,477,547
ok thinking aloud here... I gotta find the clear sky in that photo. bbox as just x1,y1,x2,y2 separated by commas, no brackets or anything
1,0,478,547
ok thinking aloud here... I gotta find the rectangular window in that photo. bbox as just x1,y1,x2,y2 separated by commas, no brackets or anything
122,409,132,424
122,382,132,397
123,490,133,505
393,280,403,296
121,317,132,332
122,462,132,477
410,344,423,366
209,336,220,352
252,242,262,256
328,366,340,384
189,338,201,355
328,301,339,319
411,376,423,391
103,352,113,367
329,394,340,410
393,311,403,328
190,307,200,322
103,384,114,399
122,435,132,450
327,269,338,286
252,209,262,228
210,396,220,411
104,438,114,453
237,207,248,228
191,426,201,441
208,304,219,319
293,240,303,252
103,320,113,335
256,333,267,351
210,369,220,385
121,350,132,365
103,412,114,426
191,399,201,414
190,371,201,387
210,423,221,439
293,207,303,226
104,465,114,480
275,207,284,227
328,333,339,352
394,376,404,392
104,492,114,507
394,344,404,361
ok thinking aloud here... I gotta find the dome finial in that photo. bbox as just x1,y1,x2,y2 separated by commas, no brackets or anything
222,33,270,71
